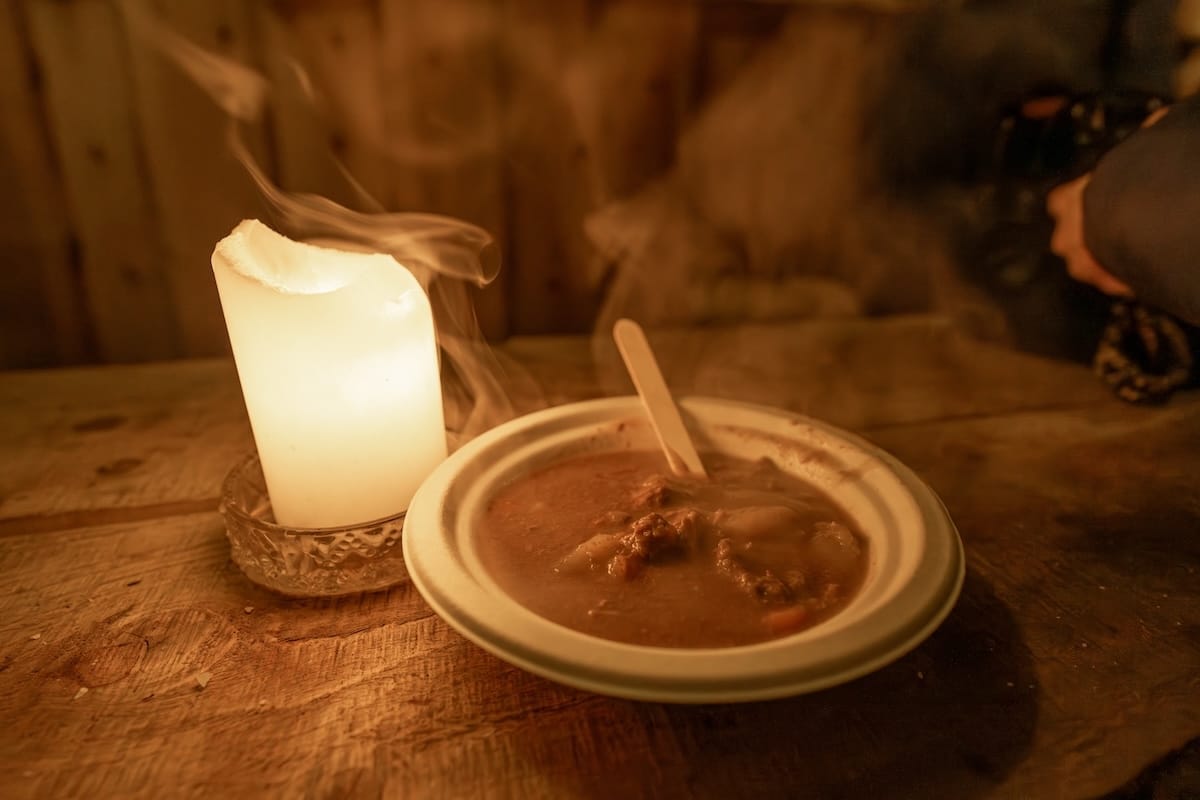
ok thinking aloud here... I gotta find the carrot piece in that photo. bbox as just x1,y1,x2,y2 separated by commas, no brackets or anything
763,605,809,636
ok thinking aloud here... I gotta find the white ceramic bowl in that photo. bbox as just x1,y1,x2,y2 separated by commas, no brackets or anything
403,396,964,703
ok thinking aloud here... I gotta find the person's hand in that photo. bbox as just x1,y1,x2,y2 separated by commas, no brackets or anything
1047,174,1134,297
1045,104,1167,298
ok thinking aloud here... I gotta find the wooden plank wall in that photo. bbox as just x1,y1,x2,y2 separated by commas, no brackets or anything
0,0,788,368
0,0,89,366
6,0,1187,371
23,0,179,364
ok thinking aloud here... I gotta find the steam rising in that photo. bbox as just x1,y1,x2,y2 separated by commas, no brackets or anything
120,0,1107,424
582,3,1106,372
120,1,535,443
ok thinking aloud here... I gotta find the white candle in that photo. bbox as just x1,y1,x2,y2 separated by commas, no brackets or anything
212,219,447,528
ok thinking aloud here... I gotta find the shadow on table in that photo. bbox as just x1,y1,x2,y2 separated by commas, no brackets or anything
506,568,1037,798
1056,508,1200,587
657,568,1037,797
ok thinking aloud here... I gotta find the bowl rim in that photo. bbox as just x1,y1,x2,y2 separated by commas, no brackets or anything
403,395,965,703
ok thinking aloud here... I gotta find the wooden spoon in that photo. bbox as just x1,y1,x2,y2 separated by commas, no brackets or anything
613,318,707,478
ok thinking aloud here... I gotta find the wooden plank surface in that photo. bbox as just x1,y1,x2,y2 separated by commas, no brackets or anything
259,0,390,209
23,0,178,363
255,2,357,207
500,0,597,334
869,400,1200,797
377,0,510,340
0,1,90,367
0,359,251,526
2,0,986,367
121,0,267,358
499,0,698,334
0,316,1106,522
561,0,697,203
0,319,1197,798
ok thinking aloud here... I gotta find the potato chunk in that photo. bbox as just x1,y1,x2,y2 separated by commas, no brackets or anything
808,521,861,581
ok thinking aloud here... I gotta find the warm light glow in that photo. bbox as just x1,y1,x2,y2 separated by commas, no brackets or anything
212,219,447,528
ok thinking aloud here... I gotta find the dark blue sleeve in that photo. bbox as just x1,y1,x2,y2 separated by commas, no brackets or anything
1083,93,1200,324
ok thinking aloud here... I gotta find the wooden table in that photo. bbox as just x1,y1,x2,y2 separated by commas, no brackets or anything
1,316,1197,798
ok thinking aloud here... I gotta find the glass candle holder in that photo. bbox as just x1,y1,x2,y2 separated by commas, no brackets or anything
219,454,408,597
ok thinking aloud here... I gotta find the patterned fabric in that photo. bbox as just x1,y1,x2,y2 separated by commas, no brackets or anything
1094,301,1196,403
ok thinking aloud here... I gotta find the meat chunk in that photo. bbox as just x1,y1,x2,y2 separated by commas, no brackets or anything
714,538,804,605
622,513,683,560
558,512,688,580
608,553,640,580
663,508,706,543
631,476,673,508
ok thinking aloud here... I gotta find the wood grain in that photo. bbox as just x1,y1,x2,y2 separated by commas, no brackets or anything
869,401,1200,798
262,0,391,210
122,0,266,358
377,0,510,340
499,0,597,335
1,1,1004,365
23,0,178,363
0,1,90,367
0,319,1197,797
500,0,698,335
0,359,251,523
255,2,359,208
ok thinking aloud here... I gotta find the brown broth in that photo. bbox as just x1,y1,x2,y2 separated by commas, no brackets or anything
476,450,868,648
